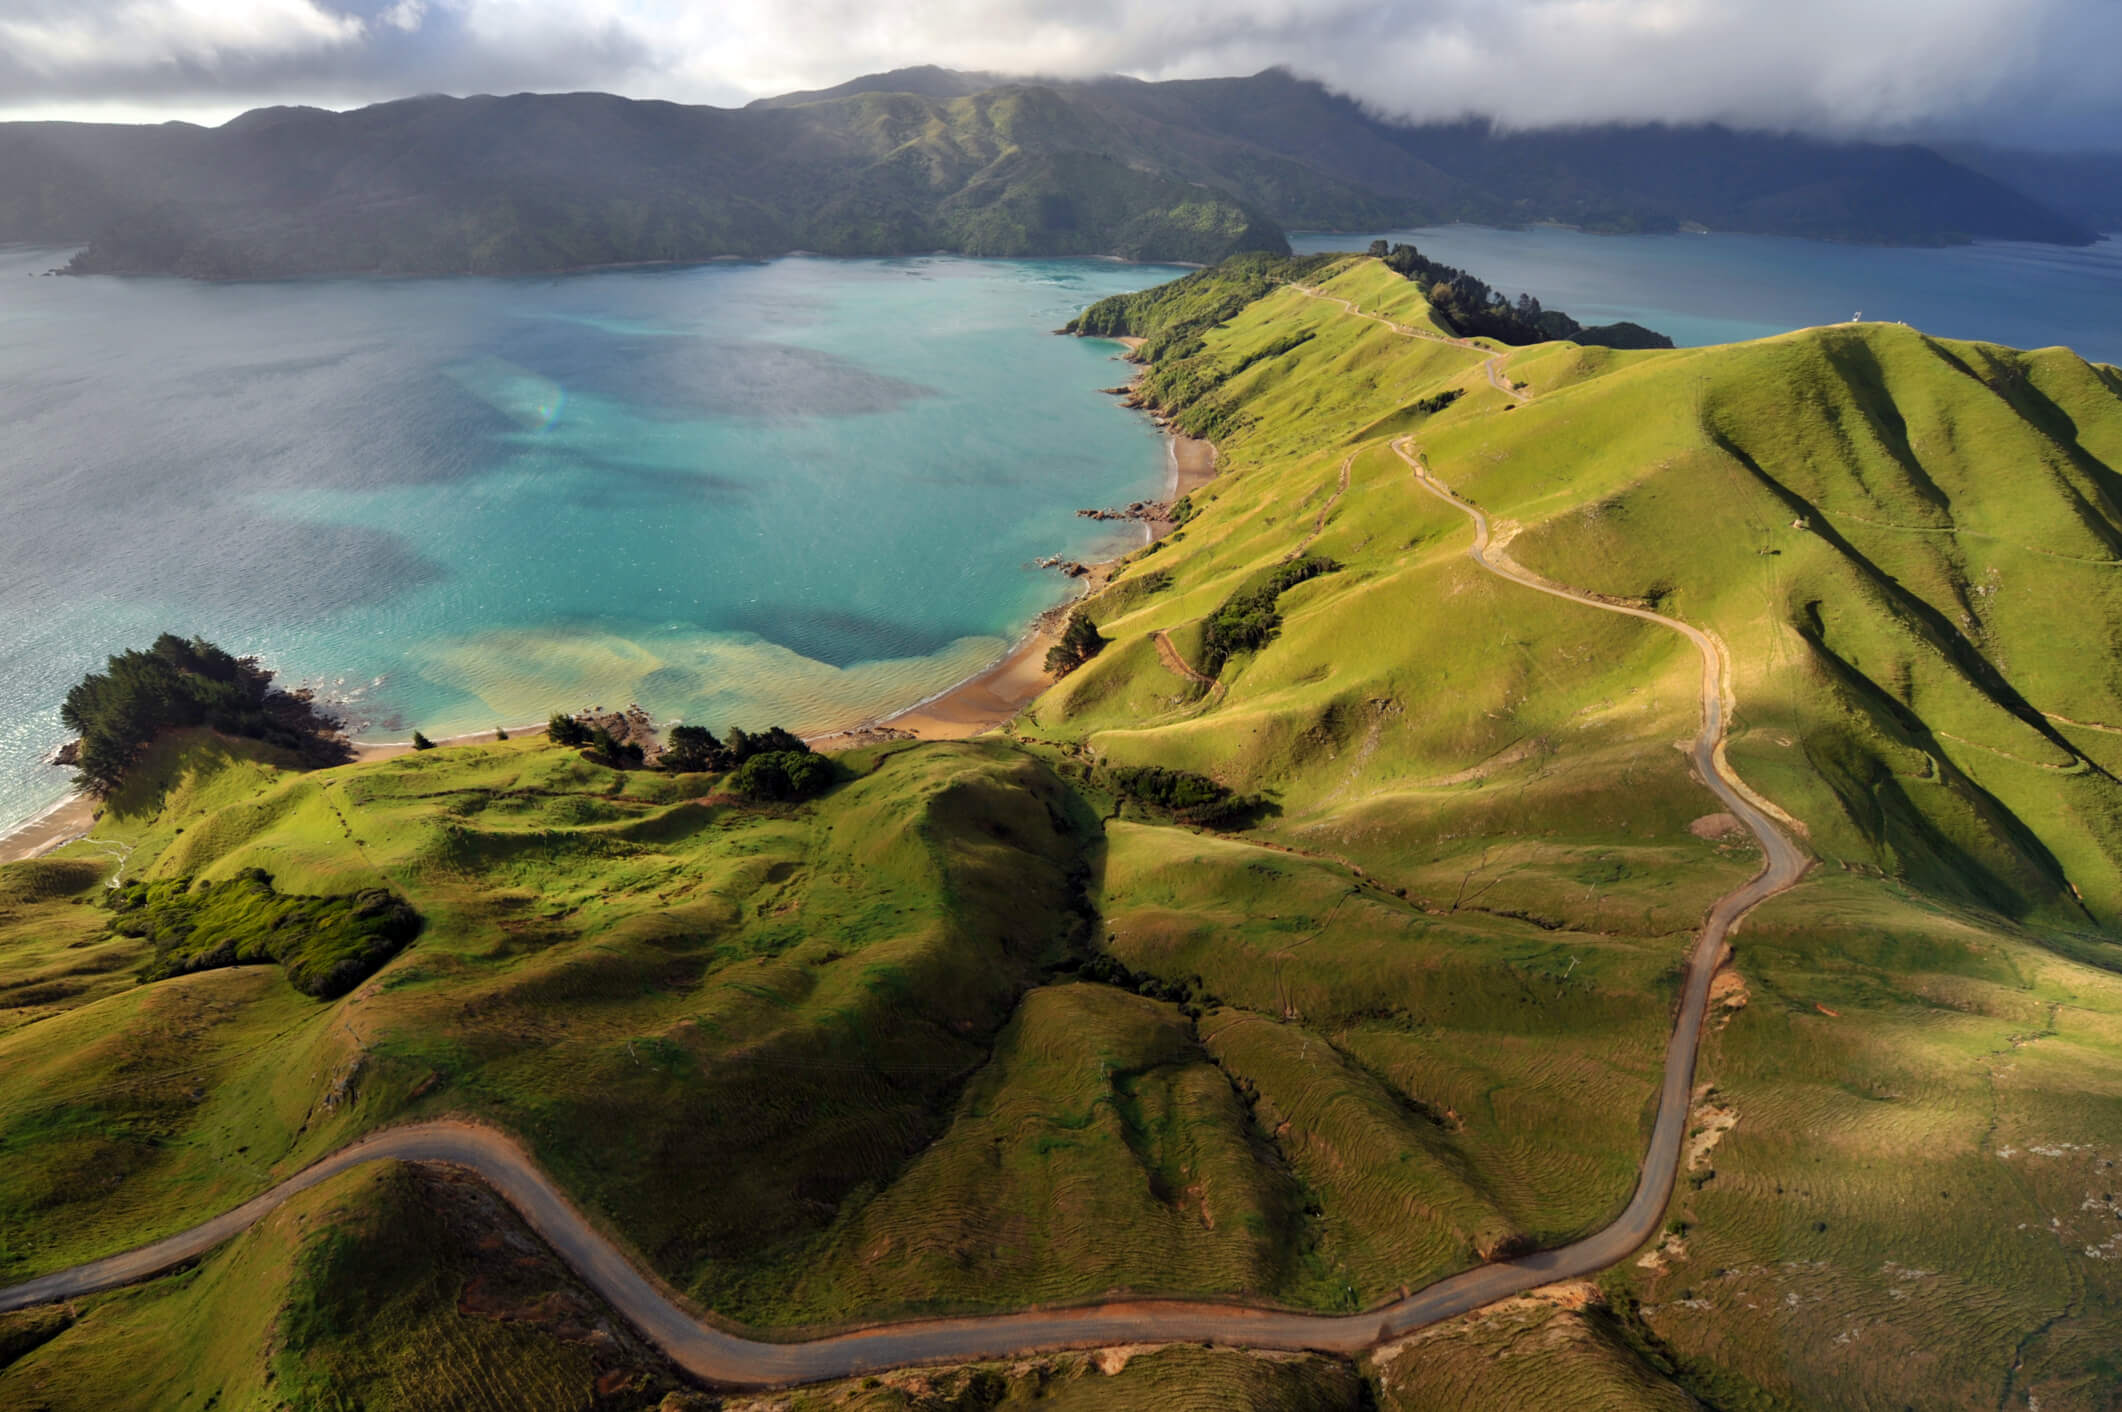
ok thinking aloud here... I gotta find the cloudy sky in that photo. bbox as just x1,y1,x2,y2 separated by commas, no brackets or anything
3,0,2118,147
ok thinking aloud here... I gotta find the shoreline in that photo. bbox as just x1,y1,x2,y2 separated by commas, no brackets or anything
0,347,1211,855
818,340,1213,748
0,791,98,866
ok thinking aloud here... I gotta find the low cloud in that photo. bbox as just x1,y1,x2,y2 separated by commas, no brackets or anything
1,0,2116,148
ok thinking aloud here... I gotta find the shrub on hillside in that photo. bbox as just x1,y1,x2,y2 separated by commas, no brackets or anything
1107,764,1263,828
589,726,645,767
114,868,421,999
410,731,435,751
724,725,808,763
1200,555,1337,676
1368,240,1673,349
547,713,592,747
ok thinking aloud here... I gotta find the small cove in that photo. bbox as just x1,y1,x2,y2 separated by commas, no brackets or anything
0,252,1179,835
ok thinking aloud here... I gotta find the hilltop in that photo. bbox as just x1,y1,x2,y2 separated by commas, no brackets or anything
0,69,2094,278
2,260,2120,1408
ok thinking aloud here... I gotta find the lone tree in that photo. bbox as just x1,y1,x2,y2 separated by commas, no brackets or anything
1044,609,1107,677
410,731,435,751
547,713,591,747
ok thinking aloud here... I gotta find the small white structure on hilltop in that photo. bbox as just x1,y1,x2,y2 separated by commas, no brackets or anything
1850,311,1863,322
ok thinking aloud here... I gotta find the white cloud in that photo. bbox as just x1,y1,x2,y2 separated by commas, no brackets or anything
0,0,361,75
0,0,2117,145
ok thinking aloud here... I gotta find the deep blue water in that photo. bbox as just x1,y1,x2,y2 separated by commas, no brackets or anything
0,252,1178,834
1290,225,2122,364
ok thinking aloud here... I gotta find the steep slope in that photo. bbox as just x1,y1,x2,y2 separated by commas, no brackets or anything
1060,256,2122,938
1037,255,2122,1406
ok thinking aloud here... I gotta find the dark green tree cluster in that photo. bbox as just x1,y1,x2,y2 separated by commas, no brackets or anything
60,633,351,796
1044,609,1107,677
590,726,645,767
1105,765,1263,828
113,867,421,999
1200,556,1338,676
1064,952,1225,1020
728,750,836,802
1066,252,1337,360
658,723,836,802
659,723,807,774
1368,241,1673,350
546,713,592,747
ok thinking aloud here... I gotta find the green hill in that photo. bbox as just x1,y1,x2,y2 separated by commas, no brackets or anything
4,259,2121,1408
0,70,2093,277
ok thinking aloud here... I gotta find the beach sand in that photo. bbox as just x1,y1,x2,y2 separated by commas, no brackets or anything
855,565,1115,742
0,794,97,864
838,419,1214,744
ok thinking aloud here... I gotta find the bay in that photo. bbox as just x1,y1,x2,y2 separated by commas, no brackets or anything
0,251,1177,836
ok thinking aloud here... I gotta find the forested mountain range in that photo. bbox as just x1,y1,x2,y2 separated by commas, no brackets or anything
0,67,2101,278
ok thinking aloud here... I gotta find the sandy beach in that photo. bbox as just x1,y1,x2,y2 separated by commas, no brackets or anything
854,566,1116,741
0,794,97,865
846,417,1215,743
832,337,1215,748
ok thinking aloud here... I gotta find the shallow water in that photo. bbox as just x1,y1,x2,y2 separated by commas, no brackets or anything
1290,225,2122,363
0,252,1179,835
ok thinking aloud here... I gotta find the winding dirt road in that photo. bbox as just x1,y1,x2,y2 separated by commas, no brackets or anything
0,451,1806,1389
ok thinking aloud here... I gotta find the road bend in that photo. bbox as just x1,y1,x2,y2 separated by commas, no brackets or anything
0,444,1806,1387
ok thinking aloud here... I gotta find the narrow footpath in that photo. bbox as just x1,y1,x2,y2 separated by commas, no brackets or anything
0,441,1810,1389
1286,283,1530,404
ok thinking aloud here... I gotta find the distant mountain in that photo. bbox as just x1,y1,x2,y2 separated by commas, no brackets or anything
1940,144,2122,234
744,65,1008,109
0,69,2095,278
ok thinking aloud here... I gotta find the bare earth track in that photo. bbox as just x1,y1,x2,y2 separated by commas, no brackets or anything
0,426,1806,1394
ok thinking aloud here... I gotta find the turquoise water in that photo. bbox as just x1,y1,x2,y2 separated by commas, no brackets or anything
0,251,1179,836
1290,225,2122,363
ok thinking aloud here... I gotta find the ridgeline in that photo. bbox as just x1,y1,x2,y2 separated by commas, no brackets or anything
0,68,2095,278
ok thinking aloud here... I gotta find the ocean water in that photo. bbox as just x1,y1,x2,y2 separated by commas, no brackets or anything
0,251,1180,836
1290,225,2122,363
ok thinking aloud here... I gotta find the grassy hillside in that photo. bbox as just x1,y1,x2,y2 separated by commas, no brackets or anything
0,70,2092,278
3,256,2120,1407
1028,254,2122,1407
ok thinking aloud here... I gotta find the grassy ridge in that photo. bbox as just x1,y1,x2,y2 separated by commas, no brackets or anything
1038,255,2122,1406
